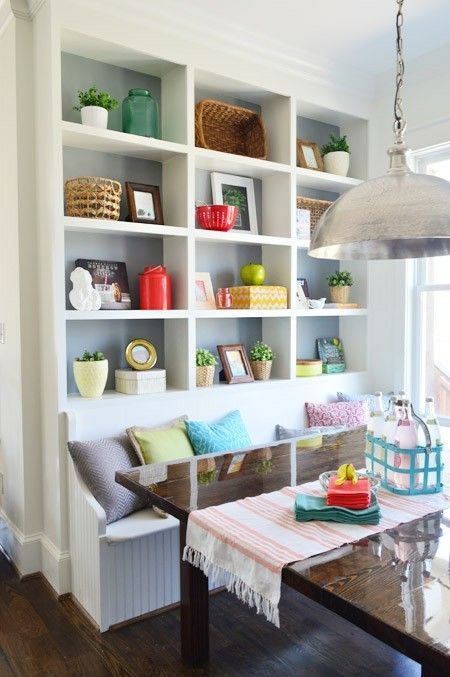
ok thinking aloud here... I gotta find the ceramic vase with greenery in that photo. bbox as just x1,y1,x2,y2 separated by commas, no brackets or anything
73,86,119,129
327,270,353,304
73,351,108,398
321,134,350,177
196,348,217,387
249,341,275,381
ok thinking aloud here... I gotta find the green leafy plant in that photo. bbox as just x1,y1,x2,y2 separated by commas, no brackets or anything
196,348,217,367
327,271,353,287
253,460,273,475
321,134,350,156
222,187,247,214
249,341,275,362
73,86,119,112
76,350,106,362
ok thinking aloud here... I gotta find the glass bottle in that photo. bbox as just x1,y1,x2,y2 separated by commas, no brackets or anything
383,396,398,444
368,391,385,461
122,88,160,138
215,288,232,309
424,397,442,447
394,400,418,489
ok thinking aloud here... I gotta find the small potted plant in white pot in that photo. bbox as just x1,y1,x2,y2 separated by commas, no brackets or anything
249,341,275,381
321,134,350,177
196,348,217,387
327,270,353,304
73,350,108,398
73,86,119,129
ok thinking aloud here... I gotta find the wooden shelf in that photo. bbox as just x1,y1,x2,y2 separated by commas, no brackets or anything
61,121,188,161
195,309,291,319
296,308,367,317
195,147,291,179
296,167,362,193
65,310,188,320
64,216,188,238
195,229,291,247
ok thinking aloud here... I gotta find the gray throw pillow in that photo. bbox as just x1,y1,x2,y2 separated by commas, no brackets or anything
68,435,147,524
337,391,393,413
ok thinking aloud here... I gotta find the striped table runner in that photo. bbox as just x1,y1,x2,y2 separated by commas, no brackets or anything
183,479,450,627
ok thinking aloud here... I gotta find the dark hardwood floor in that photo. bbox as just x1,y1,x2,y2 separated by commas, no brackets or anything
0,552,419,676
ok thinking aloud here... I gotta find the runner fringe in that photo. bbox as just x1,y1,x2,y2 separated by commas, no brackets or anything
183,545,280,627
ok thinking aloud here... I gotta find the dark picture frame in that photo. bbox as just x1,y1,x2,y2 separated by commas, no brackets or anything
217,343,254,384
125,182,164,224
296,138,324,172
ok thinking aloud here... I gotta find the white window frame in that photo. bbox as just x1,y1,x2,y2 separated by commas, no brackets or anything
410,142,450,428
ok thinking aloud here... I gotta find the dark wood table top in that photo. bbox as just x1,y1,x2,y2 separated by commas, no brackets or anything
116,426,450,671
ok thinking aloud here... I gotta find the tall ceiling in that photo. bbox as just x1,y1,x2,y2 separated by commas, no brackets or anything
151,0,450,77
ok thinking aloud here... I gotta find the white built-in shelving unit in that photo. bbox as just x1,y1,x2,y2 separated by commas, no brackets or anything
58,37,369,407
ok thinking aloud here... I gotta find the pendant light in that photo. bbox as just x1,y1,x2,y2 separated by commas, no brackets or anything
309,0,450,260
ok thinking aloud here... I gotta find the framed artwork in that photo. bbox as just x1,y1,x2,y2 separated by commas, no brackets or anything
217,343,254,384
218,452,247,481
195,272,216,309
125,182,164,224
296,281,309,309
211,172,258,234
297,277,310,299
296,139,324,171
75,258,131,310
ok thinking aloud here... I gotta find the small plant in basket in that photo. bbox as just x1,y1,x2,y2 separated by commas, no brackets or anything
196,348,217,388
74,85,119,129
249,341,275,381
321,134,351,177
73,350,108,399
327,270,353,304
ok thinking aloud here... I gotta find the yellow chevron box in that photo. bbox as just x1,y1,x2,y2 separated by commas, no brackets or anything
229,286,288,309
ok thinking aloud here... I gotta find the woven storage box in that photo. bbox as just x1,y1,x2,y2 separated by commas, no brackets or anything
296,197,333,239
195,99,267,159
229,286,287,309
196,365,215,388
329,286,350,303
115,368,166,395
365,433,443,496
250,360,272,381
65,177,122,220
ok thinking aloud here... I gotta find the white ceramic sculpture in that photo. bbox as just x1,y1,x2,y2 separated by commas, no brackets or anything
69,267,101,311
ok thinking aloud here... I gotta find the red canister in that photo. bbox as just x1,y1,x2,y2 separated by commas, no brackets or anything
139,265,172,310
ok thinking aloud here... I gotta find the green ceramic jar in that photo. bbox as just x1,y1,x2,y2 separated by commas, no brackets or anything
122,88,160,138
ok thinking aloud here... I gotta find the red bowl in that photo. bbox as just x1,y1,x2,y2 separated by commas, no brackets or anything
196,205,238,232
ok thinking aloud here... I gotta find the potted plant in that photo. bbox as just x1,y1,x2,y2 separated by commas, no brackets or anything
196,348,217,387
73,350,108,398
327,270,354,304
249,341,275,381
197,457,218,485
73,86,119,129
321,134,350,177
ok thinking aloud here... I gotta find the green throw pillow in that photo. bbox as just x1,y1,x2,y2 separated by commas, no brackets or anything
127,416,194,465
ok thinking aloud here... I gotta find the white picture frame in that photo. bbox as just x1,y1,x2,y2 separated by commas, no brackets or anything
195,272,216,310
211,172,258,235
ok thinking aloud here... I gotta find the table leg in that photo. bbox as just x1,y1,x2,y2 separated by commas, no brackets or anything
421,664,439,676
179,522,209,666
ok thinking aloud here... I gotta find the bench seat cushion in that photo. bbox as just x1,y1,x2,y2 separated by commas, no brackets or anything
105,507,179,543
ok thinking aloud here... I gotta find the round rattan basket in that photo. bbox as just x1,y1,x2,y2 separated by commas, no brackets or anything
329,286,350,303
250,360,272,381
65,177,122,220
196,365,215,387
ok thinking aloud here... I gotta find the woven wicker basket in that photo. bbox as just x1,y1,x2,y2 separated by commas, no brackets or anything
65,177,122,220
297,196,333,238
329,286,350,303
250,360,272,381
196,365,215,387
195,99,267,159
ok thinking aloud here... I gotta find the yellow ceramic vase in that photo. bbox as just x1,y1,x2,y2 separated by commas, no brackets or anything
73,359,108,398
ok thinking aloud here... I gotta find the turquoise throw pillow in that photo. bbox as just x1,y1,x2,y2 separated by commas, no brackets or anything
185,410,252,455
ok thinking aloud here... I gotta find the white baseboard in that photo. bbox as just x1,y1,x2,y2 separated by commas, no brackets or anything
0,510,71,594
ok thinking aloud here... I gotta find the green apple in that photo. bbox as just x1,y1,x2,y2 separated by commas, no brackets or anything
240,263,266,286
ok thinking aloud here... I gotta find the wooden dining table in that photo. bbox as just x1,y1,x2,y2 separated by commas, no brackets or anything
116,427,450,675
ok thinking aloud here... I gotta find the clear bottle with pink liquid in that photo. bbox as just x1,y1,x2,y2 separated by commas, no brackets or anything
394,400,418,489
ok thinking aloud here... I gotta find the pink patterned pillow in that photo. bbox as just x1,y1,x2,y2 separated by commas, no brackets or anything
305,401,368,428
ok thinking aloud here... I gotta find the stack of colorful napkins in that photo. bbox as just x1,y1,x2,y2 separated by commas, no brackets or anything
327,477,371,509
294,493,381,525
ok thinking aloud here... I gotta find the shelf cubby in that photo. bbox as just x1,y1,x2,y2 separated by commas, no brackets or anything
296,315,367,373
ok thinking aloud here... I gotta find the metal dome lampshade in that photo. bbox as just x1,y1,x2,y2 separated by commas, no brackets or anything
309,0,450,261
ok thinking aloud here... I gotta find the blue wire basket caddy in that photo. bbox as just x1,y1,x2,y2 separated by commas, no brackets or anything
365,433,444,496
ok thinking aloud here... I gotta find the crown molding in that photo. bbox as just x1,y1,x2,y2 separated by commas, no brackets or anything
10,0,45,21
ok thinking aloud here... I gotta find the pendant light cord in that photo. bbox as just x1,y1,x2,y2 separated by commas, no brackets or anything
394,0,406,142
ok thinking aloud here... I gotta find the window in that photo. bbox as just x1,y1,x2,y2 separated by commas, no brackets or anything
412,145,450,425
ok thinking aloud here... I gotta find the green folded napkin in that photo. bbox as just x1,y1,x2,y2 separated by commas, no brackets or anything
295,493,381,525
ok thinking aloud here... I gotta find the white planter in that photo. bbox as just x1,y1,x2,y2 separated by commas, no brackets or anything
80,106,108,129
73,359,108,398
323,151,350,177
